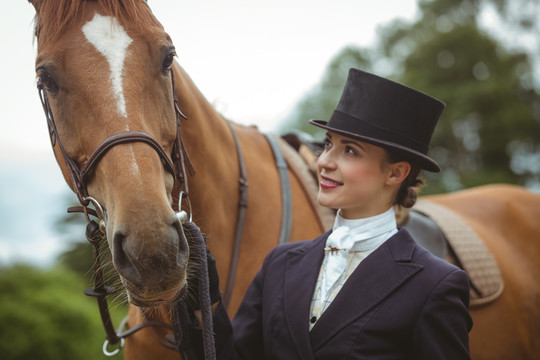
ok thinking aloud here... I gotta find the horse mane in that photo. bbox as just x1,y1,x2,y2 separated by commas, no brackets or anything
32,0,160,43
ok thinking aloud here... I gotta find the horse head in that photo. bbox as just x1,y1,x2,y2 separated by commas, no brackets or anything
29,0,189,307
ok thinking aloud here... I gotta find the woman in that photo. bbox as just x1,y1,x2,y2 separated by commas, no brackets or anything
199,68,472,359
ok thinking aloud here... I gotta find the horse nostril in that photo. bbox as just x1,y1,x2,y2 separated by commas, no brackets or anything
109,217,190,301
112,227,142,285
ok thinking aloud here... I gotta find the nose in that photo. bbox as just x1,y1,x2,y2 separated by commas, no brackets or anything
317,147,336,171
111,215,189,294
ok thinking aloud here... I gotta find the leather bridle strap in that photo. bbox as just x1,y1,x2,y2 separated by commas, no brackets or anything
80,131,176,187
37,67,194,353
38,85,88,206
83,217,177,355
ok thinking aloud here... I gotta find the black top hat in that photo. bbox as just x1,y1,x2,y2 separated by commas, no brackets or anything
310,68,444,172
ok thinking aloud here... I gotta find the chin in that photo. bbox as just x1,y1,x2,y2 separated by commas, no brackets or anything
317,193,338,210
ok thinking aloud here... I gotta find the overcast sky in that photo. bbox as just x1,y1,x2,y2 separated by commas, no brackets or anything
1,0,418,160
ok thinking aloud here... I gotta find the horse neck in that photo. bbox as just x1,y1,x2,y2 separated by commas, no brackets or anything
172,64,240,239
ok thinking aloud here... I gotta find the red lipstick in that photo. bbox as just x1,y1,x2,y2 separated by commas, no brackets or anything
320,175,342,190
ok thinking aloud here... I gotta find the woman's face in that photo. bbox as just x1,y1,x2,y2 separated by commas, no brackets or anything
317,131,395,219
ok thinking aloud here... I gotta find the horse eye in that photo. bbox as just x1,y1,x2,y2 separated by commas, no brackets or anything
162,50,176,72
37,69,58,93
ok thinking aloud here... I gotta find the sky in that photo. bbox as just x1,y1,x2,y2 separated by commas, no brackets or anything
0,0,419,266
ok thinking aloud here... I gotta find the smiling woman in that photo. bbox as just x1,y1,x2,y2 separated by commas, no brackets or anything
317,133,399,219
202,68,473,359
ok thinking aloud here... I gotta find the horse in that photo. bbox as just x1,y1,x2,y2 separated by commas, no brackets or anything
28,0,325,358
28,1,540,359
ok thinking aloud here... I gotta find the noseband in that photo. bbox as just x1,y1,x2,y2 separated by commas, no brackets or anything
37,68,193,212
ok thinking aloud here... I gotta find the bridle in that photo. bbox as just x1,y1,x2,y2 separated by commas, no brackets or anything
36,67,203,356
37,67,193,212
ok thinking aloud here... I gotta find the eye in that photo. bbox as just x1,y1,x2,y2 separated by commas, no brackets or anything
162,49,176,72
324,138,332,149
345,146,357,155
36,69,58,93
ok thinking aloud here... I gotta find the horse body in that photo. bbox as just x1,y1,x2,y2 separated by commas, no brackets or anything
124,70,325,357
424,184,540,360
167,63,325,312
28,1,540,359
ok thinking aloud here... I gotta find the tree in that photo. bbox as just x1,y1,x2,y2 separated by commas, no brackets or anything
280,0,540,194
0,264,125,360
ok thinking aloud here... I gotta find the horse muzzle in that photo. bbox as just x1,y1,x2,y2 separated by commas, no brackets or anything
110,214,190,306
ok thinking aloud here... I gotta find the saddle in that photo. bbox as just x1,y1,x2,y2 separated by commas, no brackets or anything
281,131,504,307
408,200,504,306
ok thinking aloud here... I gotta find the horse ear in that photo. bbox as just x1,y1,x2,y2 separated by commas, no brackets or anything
28,0,42,13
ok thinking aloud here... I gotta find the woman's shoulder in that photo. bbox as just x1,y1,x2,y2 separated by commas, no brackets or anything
392,229,470,296
395,228,464,276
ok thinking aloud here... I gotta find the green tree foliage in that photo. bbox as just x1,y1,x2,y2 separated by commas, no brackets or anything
280,0,540,194
280,47,374,137
382,2,540,191
0,264,126,360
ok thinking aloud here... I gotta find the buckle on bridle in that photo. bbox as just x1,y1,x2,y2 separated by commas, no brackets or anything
176,191,192,224
83,196,106,233
103,338,125,357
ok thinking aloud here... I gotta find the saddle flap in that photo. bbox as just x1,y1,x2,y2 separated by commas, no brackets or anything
412,199,504,306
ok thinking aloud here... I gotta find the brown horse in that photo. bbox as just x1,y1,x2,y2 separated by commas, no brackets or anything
28,0,324,358
28,1,540,359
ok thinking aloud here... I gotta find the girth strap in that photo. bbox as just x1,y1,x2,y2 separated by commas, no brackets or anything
223,122,249,306
222,129,293,306
264,133,292,245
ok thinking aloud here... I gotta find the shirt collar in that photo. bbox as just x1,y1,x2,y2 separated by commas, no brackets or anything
327,207,397,252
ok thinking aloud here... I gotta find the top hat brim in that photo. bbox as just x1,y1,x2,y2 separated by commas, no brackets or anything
309,119,441,172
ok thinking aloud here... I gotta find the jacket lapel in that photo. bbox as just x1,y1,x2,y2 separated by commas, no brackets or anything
309,229,423,349
283,232,329,360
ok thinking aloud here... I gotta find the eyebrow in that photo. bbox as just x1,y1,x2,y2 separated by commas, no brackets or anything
325,132,366,151
341,138,365,151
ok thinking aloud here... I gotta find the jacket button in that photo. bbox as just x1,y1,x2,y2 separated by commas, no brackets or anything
310,316,317,324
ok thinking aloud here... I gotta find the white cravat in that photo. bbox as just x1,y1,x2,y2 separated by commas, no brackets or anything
319,207,398,303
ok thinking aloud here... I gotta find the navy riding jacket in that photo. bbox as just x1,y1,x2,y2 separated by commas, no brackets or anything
210,228,472,359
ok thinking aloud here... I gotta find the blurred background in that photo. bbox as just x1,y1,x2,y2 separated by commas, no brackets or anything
1,0,538,358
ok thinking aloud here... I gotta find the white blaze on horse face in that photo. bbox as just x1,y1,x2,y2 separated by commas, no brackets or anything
82,14,142,182
82,14,132,118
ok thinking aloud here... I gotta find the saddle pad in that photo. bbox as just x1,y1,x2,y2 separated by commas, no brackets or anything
413,199,503,306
